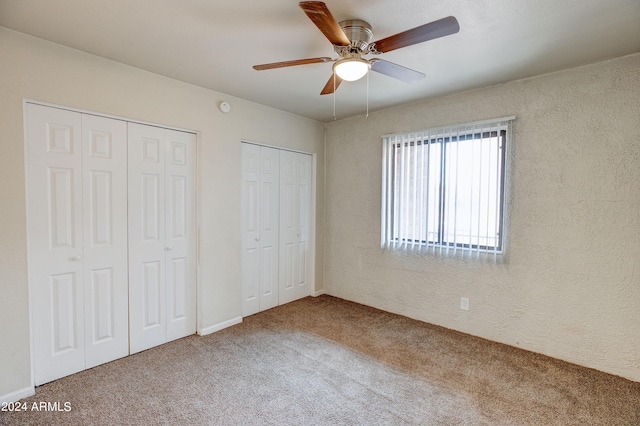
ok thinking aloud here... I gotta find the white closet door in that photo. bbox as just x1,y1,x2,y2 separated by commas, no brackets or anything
279,150,299,305
27,104,85,385
258,146,280,311
279,151,312,305
241,143,261,317
128,123,167,353
81,114,129,368
295,153,312,300
240,144,280,316
165,129,196,342
128,123,196,353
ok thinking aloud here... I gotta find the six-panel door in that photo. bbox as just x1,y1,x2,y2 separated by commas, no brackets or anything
81,114,129,369
241,144,312,316
27,104,129,385
128,123,196,354
241,144,280,317
279,150,312,305
27,105,197,384
165,129,197,343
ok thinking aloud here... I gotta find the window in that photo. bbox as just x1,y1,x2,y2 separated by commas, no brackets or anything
381,117,514,257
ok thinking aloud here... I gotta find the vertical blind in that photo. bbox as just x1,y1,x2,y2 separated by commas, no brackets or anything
381,116,514,259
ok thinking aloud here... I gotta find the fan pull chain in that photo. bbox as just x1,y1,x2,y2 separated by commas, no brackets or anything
366,71,369,119
332,72,337,121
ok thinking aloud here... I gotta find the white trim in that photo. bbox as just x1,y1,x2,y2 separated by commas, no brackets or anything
309,153,317,297
197,316,243,336
311,289,326,297
195,129,203,340
22,99,36,390
382,116,516,138
0,386,35,404
24,99,197,135
240,139,314,156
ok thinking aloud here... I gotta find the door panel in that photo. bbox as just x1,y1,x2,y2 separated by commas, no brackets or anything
27,104,85,385
49,167,77,248
169,257,187,320
51,272,79,354
241,144,280,316
128,123,167,354
279,151,312,305
170,176,187,238
241,143,261,316
90,268,114,342
165,129,196,342
296,153,312,300
82,114,128,369
129,124,196,350
88,170,113,246
142,174,161,241
258,147,280,311
279,151,300,305
143,260,162,328
284,242,294,290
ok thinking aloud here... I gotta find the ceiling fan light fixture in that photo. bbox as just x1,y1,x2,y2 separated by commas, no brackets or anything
333,57,370,81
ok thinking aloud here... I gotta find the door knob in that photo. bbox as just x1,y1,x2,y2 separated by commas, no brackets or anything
71,255,82,261
165,245,173,251
255,237,260,241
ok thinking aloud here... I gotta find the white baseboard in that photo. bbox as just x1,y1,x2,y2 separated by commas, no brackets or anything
198,316,243,336
312,289,325,297
1,386,35,404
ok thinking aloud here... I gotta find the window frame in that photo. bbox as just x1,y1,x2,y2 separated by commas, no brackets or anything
381,117,514,257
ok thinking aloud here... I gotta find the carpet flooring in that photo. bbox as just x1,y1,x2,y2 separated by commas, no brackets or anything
2,295,639,425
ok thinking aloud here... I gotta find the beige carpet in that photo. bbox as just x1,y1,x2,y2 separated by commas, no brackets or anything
2,295,639,425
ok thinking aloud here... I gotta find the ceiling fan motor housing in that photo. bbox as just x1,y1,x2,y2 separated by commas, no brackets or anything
339,19,373,52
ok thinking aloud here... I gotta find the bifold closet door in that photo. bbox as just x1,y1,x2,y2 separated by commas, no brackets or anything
81,114,129,369
128,123,196,354
27,104,128,385
240,143,280,317
279,150,312,305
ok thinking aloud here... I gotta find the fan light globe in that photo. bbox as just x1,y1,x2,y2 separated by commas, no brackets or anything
333,58,370,81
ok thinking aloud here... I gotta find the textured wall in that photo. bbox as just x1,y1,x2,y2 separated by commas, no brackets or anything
324,53,640,382
0,28,324,398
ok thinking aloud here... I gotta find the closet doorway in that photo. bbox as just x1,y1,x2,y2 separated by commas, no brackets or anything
25,102,197,385
240,142,315,317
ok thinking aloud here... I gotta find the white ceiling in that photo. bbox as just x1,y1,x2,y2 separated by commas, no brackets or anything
1,0,639,122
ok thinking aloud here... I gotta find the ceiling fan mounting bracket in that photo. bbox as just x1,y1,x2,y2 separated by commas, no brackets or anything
338,19,373,53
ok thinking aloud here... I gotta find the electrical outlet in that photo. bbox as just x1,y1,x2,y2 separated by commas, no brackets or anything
460,297,470,311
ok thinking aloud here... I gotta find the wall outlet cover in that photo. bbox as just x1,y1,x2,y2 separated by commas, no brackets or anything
460,297,470,311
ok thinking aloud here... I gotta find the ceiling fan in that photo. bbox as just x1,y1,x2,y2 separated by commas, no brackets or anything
253,1,460,95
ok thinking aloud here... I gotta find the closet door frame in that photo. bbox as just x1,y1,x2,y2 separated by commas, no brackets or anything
240,140,317,313
23,100,200,388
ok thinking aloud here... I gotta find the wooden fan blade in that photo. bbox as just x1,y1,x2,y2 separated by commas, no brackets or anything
253,57,332,70
370,59,425,83
320,73,343,95
371,16,459,53
299,1,350,46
